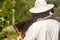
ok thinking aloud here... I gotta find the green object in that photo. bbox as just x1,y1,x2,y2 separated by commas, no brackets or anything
15,0,34,23
0,0,12,26
54,6,60,17
47,0,60,7
0,31,7,39
0,27,2,32
3,30,17,38
0,10,2,12
0,17,5,21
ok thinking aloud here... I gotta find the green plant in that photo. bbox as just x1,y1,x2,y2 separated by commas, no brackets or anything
0,0,12,26
0,30,17,39
0,31,7,39
46,0,60,7
0,27,2,32
4,30,18,38
54,6,60,17
0,17,10,28
15,0,34,23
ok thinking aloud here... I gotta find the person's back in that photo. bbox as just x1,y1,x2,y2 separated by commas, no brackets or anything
23,19,60,40
22,0,60,40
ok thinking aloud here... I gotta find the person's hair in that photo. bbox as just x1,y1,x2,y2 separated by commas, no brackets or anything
31,9,55,21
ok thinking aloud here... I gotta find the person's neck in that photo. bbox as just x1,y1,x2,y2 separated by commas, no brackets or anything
36,15,54,21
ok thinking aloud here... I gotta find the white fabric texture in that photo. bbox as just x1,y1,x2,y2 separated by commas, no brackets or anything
23,19,60,40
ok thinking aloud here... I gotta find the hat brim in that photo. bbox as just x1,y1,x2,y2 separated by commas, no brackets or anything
29,4,54,13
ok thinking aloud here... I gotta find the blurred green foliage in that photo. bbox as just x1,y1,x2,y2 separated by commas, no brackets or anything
0,31,17,39
0,27,2,32
0,31,7,39
15,0,35,22
0,0,13,39
54,6,60,17
0,0,13,25
0,17,10,28
4,30,17,38
46,0,60,7
15,0,60,23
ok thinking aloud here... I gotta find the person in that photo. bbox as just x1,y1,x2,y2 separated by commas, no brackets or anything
23,0,60,40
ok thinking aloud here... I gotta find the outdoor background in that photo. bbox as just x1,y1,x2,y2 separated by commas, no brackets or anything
0,0,60,40
15,0,60,23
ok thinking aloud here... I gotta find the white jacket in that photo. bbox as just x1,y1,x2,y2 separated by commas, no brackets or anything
23,19,60,40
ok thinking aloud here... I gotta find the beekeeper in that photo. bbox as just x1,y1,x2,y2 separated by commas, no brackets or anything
23,0,60,40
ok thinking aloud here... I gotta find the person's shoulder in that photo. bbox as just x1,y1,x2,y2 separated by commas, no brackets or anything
35,19,59,24
38,19,59,22
45,19,59,23
31,19,59,26
41,19,60,25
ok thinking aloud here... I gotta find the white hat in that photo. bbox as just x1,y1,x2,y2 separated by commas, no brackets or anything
29,0,54,13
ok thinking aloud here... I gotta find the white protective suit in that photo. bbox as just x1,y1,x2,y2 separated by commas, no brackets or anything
23,19,60,40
